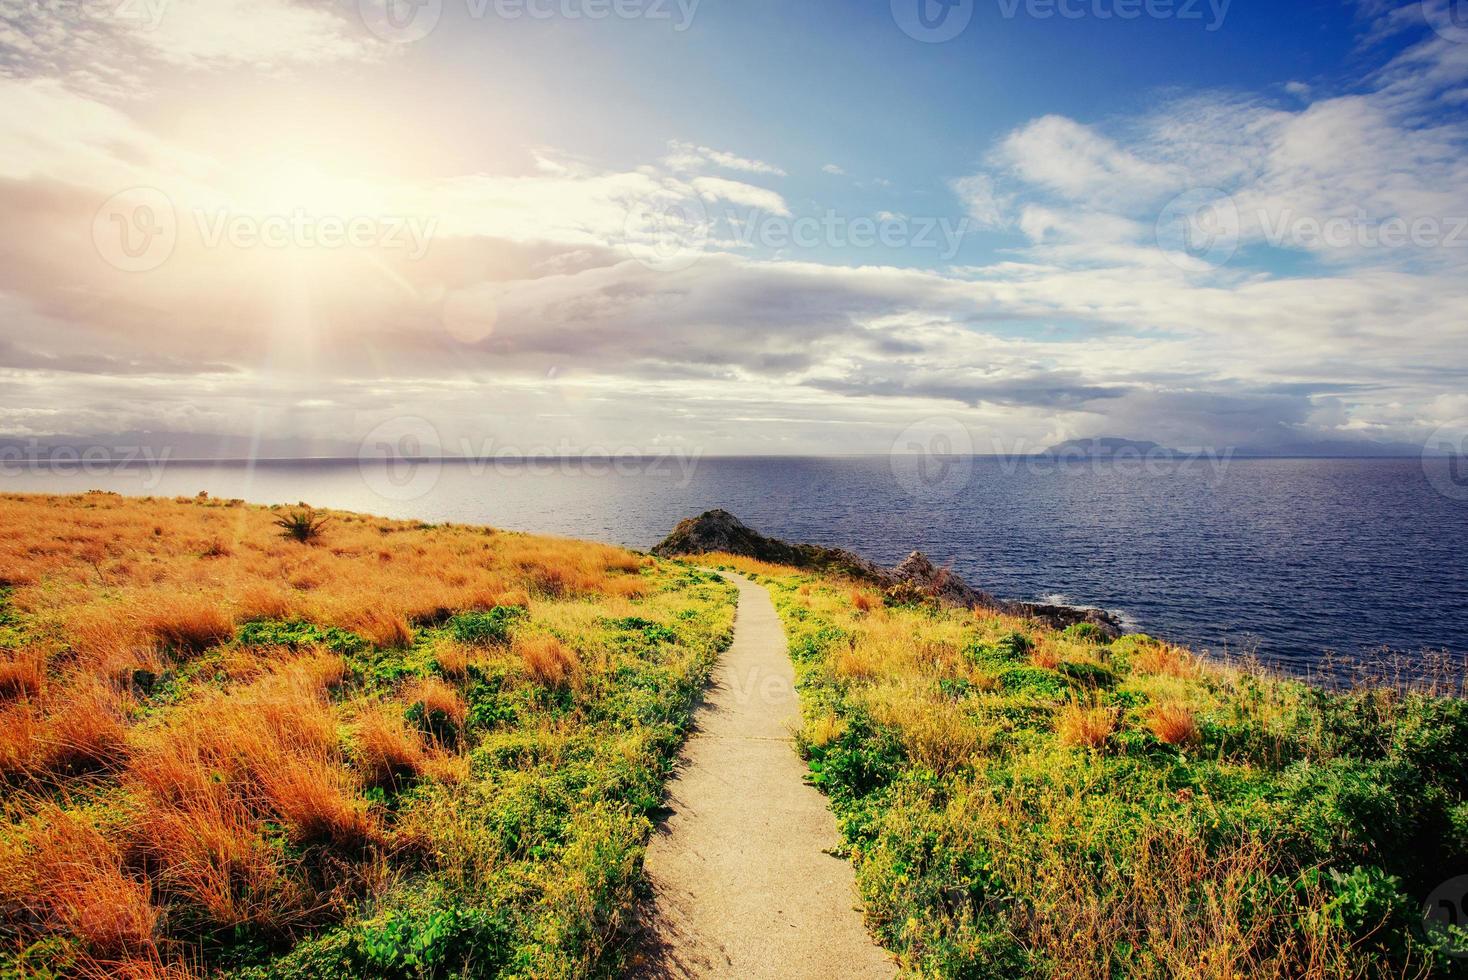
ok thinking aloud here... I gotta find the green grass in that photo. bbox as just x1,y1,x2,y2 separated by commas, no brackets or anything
727,562,1468,979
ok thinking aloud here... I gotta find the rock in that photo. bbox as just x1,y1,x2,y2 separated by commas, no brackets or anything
889,551,995,608
1005,601,1123,639
651,510,1124,637
652,510,888,582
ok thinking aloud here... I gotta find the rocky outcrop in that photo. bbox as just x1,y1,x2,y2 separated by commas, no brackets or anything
652,510,887,581
889,551,996,608
653,510,1124,638
1007,601,1122,638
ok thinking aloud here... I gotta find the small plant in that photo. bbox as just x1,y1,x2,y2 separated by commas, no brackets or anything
514,634,581,690
883,581,928,608
1146,702,1200,746
274,508,330,543
449,606,526,646
1063,622,1110,644
1056,701,1118,750
353,704,425,789
404,677,468,744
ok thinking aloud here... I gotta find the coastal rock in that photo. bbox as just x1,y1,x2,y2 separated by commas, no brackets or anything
1006,601,1123,639
889,551,995,608
652,510,888,582
652,510,1124,638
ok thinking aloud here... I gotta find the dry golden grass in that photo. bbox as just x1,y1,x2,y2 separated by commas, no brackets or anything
902,706,983,777
0,492,705,977
0,493,646,662
0,807,160,959
1056,703,1118,750
1029,641,1063,670
1134,641,1199,678
515,634,581,689
39,676,131,775
850,589,876,612
352,608,414,649
354,704,427,788
0,699,41,778
404,676,468,729
803,712,847,750
1147,702,1201,746
136,595,235,657
0,647,45,700
434,643,471,680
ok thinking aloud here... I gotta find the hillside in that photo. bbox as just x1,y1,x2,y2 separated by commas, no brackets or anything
0,493,736,978
710,553,1468,978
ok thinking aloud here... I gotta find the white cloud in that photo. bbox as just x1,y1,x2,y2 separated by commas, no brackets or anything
0,0,1465,454
995,115,1176,209
822,163,846,175
138,0,377,69
690,176,791,216
663,141,787,177
950,173,1010,229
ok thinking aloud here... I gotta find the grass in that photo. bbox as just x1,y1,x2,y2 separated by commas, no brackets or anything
711,552,1468,979
0,492,736,978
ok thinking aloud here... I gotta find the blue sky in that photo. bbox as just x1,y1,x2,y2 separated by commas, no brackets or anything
0,0,1466,458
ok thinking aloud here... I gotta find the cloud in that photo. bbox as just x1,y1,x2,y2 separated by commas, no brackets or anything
821,163,846,175
950,173,1010,229
0,0,380,97
0,0,1465,456
663,141,787,177
690,176,791,216
993,115,1177,210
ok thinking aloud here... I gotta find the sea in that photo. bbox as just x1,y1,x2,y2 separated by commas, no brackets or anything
5,453,1465,677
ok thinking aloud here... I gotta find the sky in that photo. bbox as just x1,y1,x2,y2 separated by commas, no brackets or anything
1,0,1467,457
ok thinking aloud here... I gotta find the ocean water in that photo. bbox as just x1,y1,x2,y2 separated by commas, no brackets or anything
5,454,1465,672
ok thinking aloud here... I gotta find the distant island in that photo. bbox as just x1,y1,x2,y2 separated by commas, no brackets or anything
1041,437,1180,458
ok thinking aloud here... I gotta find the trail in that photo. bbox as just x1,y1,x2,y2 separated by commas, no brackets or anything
630,573,894,979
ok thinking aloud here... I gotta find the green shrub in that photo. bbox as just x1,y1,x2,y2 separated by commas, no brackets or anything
235,618,366,653
1058,660,1117,689
806,711,906,803
274,508,330,543
998,666,1069,699
1062,622,1110,644
449,606,526,646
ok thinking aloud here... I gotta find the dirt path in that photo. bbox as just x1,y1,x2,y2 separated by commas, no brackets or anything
629,573,894,979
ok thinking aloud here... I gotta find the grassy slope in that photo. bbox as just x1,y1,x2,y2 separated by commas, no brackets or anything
712,555,1468,979
0,493,735,979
